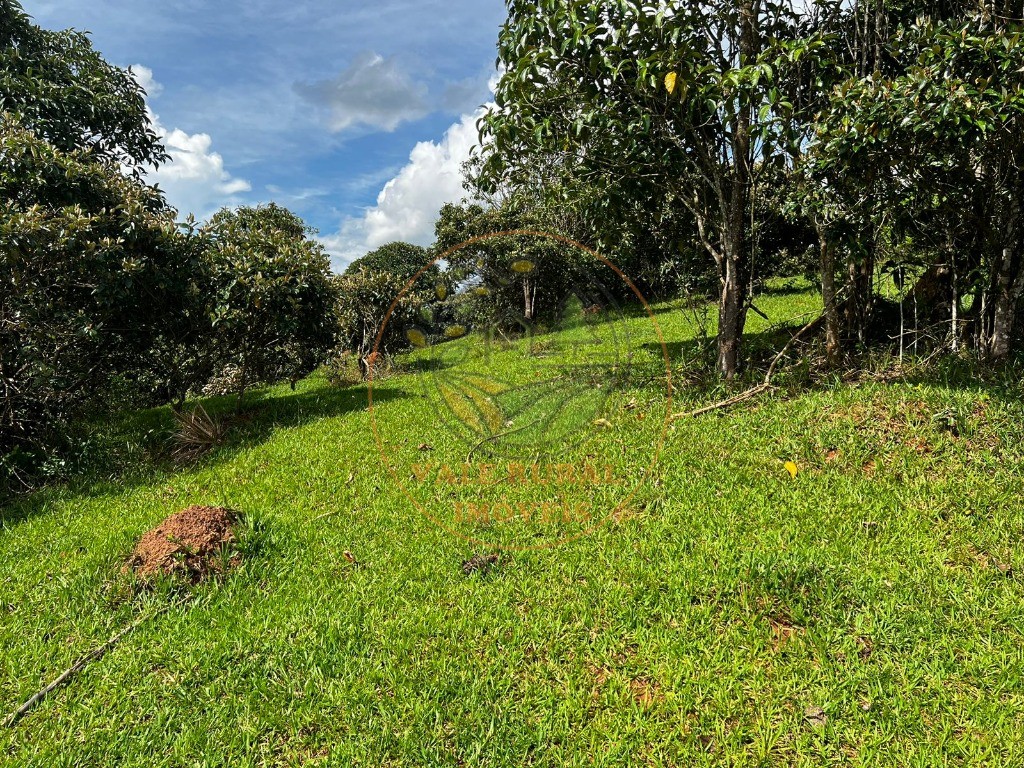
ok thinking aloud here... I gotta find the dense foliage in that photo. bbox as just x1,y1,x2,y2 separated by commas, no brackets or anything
0,1,194,490
0,3,339,491
335,242,448,372
0,0,164,170
476,0,1024,372
203,204,338,403
433,201,596,329
810,11,1024,359
0,120,201,485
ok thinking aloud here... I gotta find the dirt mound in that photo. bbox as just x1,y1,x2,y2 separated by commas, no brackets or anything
126,506,238,581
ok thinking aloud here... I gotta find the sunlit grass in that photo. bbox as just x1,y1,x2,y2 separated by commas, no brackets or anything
2,286,1024,766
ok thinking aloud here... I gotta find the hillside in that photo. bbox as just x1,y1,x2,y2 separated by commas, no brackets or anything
2,287,1024,766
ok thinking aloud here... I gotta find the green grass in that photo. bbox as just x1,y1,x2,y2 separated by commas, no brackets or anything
3,285,1024,766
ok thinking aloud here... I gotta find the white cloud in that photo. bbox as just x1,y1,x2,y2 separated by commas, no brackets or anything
152,128,252,219
296,52,429,133
318,106,486,270
131,65,251,220
130,64,163,97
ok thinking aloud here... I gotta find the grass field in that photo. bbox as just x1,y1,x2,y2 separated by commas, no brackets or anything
3,285,1024,766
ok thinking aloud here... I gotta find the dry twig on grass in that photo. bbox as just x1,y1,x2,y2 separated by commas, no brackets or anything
670,312,822,420
4,605,168,728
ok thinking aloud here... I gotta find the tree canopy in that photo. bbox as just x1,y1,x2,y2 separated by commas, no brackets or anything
0,0,165,170
202,204,338,404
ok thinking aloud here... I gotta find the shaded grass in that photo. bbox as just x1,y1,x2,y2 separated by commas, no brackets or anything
2,287,1024,765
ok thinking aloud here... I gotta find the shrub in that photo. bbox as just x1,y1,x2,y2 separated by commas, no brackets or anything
0,120,207,490
202,204,339,406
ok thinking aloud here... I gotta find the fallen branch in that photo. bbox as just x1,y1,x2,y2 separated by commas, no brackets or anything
670,312,823,421
4,605,168,728
671,383,771,419
762,312,823,386
466,419,539,462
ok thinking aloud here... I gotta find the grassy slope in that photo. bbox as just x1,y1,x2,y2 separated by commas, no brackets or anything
2,286,1024,767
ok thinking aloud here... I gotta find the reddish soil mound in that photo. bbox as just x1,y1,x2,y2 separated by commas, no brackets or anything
126,506,238,581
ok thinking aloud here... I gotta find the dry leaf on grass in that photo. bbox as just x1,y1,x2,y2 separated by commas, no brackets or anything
461,553,499,575
804,704,827,728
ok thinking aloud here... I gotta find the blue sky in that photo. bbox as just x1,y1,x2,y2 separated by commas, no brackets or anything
24,0,507,268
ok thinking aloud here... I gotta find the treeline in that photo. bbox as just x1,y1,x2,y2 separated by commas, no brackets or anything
6,0,1024,491
1,2,338,489
471,0,1024,376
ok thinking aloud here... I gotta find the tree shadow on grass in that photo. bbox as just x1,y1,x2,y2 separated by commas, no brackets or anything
395,357,450,374
618,299,713,319
640,324,799,371
759,277,817,296
211,379,408,454
0,379,409,530
643,320,1024,408
892,354,1024,397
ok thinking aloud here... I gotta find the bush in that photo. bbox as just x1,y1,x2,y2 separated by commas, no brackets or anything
1,120,207,491
202,204,339,405
323,351,364,388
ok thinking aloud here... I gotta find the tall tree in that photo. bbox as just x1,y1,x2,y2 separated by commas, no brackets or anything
203,204,338,405
0,0,165,170
478,0,810,377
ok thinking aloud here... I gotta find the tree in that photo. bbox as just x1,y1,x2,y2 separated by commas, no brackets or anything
202,204,338,406
810,9,1024,359
1,120,202,485
335,243,448,374
478,0,813,377
434,200,597,330
783,0,1019,362
0,0,165,171
463,150,713,303
345,242,431,282
0,3,220,493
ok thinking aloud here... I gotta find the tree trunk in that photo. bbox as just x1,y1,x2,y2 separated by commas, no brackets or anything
845,244,875,343
951,258,959,352
522,278,535,321
989,252,1018,360
989,193,1022,360
873,0,883,74
718,249,748,378
235,377,247,414
717,163,751,378
716,0,755,380
818,227,841,367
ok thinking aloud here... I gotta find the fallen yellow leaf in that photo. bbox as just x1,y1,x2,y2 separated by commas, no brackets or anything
784,460,799,479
